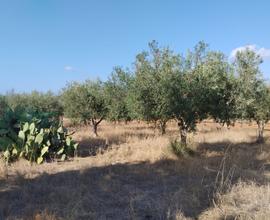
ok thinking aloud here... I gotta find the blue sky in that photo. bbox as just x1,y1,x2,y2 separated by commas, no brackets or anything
0,0,270,93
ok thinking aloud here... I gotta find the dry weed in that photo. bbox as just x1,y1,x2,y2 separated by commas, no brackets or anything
200,182,270,220
1,121,270,219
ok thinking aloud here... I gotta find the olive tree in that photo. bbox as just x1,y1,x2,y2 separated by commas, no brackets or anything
234,49,270,142
200,51,237,127
27,91,63,117
164,42,211,146
4,91,63,118
4,91,28,111
62,80,107,137
104,67,132,123
165,42,237,146
132,41,180,134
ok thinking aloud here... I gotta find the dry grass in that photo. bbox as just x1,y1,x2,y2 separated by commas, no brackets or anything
200,182,270,220
0,120,270,219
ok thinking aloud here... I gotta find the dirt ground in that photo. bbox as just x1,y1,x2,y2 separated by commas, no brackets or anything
0,121,270,220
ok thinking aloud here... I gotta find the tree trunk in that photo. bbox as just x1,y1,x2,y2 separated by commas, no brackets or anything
180,127,187,147
178,120,188,147
159,120,167,135
240,120,244,127
92,123,98,137
257,120,265,143
91,117,104,137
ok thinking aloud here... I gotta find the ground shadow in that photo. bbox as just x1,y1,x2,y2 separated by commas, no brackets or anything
77,132,157,157
0,160,216,220
198,140,270,174
197,141,254,153
0,141,269,220
78,137,110,157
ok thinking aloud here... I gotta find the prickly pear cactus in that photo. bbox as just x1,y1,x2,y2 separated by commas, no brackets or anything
2,121,78,164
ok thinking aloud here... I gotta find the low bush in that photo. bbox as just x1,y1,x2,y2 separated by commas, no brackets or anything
169,139,195,158
0,106,78,164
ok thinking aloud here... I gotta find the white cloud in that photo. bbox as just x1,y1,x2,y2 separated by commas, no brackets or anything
230,44,270,60
64,65,74,71
257,47,270,58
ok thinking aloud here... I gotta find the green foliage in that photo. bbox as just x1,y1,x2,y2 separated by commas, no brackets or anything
62,80,107,123
62,80,107,136
104,67,132,122
233,49,270,141
2,41,270,148
200,52,237,126
169,139,194,158
2,120,78,164
165,41,210,134
5,90,63,118
0,102,77,164
234,49,269,121
0,106,28,153
0,104,60,146
0,95,8,116
131,41,181,133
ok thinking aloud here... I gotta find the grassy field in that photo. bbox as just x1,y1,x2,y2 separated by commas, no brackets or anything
1,121,270,220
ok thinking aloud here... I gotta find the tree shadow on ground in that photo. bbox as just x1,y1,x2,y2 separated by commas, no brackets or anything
77,137,110,157
0,141,269,220
77,132,157,157
197,140,270,174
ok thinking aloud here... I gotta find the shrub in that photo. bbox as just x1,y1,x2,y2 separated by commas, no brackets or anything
61,80,107,137
169,139,195,158
5,91,63,118
0,107,27,152
0,106,78,164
